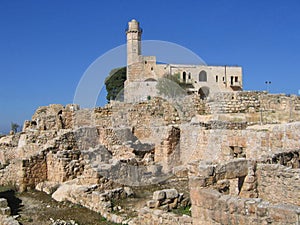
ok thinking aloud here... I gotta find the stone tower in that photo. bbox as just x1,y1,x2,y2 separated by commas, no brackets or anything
126,19,142,66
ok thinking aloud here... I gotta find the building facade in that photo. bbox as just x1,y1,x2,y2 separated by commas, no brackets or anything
124,19,243,102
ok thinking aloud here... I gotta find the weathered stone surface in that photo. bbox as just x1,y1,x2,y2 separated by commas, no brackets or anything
52,183,81,202
153,190,165,201
164,188,178,199
36,181,60,195
256,163,300,206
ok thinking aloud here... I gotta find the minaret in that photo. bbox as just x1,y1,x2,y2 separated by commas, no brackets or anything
126,19,142,66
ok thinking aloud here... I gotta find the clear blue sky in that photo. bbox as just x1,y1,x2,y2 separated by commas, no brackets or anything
1,0,300,133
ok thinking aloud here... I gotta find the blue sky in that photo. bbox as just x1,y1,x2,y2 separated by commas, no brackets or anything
1,0,300,133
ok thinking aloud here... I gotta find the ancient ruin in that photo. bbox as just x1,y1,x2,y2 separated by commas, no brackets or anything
0,19,299,224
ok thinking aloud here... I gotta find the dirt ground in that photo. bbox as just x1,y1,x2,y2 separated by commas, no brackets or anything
0,178,190,225
0,187,116,225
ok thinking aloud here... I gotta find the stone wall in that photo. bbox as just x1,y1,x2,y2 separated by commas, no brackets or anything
124,81,158,103
207,92,300,123
155,126,181,173
208,91,261,114
21,92,300,135
190,188,300,225
0,133,21,163
0,160,23,189
20,152,47,192
47,150,84,183
25,104,79,131
189,157,300,225
180,122,300,165
256,163,300,206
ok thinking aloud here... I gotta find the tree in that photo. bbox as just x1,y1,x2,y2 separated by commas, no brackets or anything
11,122,20,133
105,67,126,102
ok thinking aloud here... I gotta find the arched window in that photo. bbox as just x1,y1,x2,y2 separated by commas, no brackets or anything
183,71,186,82
199,70,207,82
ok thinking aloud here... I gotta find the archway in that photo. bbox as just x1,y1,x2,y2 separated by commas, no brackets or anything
198,86,210,100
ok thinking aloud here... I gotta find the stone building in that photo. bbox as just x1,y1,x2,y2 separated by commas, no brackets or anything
124,19,243,102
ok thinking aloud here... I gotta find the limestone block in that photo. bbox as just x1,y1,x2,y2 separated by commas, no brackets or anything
36,181,60,195
197,164,214,177
164,189,178,199
52,183,81,202
215,159,248,180
268,204,300,223
153,190,166,201
256,202,269,217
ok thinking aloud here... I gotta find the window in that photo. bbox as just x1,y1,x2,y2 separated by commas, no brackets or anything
199,70,207,82
183,71,186,82
216,75,218,83
188,73,191,80
235,76,239,82
223,77,225,82
231,76,234,85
